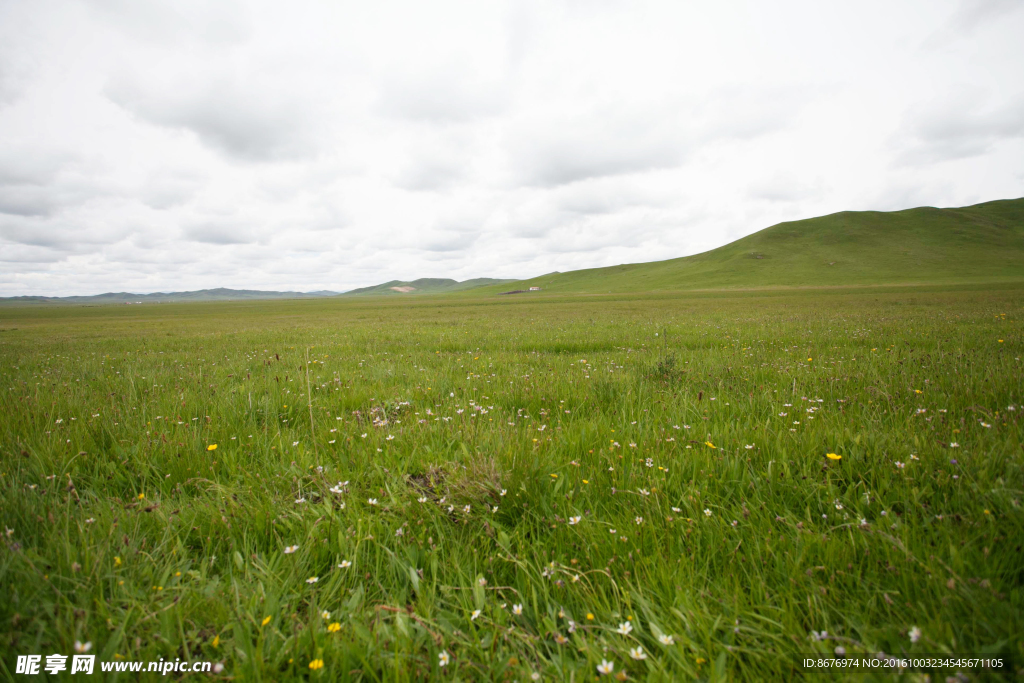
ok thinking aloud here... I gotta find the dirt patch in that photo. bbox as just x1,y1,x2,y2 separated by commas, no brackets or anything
406,466,447,501
406,456,503,505
390,286,416,293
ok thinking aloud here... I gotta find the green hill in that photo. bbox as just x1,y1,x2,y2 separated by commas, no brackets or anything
474,197,1024,295
343,277,516,296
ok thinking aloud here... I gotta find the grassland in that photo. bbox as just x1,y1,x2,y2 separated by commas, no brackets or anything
473,198,1024,295
1,284,1022,681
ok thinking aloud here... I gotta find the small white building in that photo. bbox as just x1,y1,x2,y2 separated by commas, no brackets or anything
529,286,541,291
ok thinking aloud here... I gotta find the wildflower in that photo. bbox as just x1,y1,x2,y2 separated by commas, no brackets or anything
500,489,507,496
212,635,220,648
493,505,499,513
658,634,675,645
835,646,845,656
513,604,523,615
638,488,650,496
909,626,921,643
555,634,568,644
262,616,272,626
361,433,367,438
137,493,145,500
597,660,614,675
321,610,331,619
671,507,681,513
810,630,827,642
284,545,298,554
74,641,92,653
463,505,471,513
308,659,323,670
826,453,841,460
85,518,95,524
478,577,487,586
114,556,122,566
207,444,217,451
635,516,643,525
629,646,647,660
295,498,306,504
438,650,450,667
616,621,633,635
306,576,319,584
471,610,481,620
338,560,351,568
292,441,299,447
731,520,738,527
418,496,428,503
328,622,341,633
368,498,378,505
705,441,716,449
950,442,959,448
704,509,712,517
895,461,905,469
609,528,616,534
531,673,540,681
586,613,594,620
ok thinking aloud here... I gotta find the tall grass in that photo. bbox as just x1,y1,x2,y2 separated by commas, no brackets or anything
0,285,1021,680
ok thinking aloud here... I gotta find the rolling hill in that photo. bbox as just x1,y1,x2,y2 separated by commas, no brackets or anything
0,288,340,304
471,197,1024,295
342,277,516,296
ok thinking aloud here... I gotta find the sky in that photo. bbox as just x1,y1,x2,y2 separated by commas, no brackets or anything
1,0,1022,296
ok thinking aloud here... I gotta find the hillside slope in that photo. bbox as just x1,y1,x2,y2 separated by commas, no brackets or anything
343,277,515,296
474,198,1024,294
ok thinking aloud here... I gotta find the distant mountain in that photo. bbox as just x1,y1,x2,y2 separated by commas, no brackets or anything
0,287,341,304
468,197,1024,295
342,277,516,296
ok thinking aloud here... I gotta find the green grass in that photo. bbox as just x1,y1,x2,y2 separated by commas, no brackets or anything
473,198,1024,295
0,285,1022,681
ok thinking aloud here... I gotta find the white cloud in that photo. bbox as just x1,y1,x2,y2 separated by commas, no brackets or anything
0,0,1022,296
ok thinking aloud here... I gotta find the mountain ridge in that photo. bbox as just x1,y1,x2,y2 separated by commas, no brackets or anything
465,197,1024,295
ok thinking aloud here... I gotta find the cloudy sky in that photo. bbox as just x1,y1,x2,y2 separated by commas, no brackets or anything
1,0,1022,296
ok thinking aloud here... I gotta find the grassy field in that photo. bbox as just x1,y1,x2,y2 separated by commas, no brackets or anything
471,198,1024,295
1,284,1022,681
